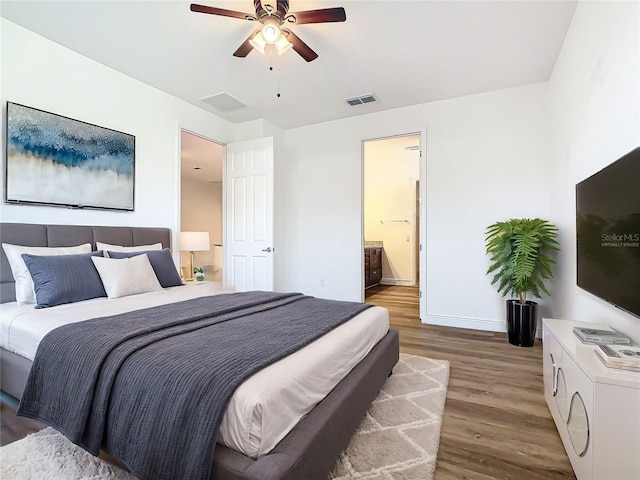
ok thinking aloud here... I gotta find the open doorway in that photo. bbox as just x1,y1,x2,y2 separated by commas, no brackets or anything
180,130,224,286
363,134,421,319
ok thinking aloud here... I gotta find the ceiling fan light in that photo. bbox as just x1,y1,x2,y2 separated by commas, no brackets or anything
262,23,281,43
275,35,293,55
249,32,267,54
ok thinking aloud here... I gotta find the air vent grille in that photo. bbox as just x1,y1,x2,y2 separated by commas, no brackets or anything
200,92,247,112
404,145,420,151
346,93,377,106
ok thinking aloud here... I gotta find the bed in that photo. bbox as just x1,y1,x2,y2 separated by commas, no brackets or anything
0,222,400,480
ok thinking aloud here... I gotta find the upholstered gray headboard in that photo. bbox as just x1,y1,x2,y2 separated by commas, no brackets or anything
0,223,171,304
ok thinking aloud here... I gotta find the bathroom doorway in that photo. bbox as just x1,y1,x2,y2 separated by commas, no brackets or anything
363,134,421,314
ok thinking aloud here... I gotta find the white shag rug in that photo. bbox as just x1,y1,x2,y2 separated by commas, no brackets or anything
1,354,449,480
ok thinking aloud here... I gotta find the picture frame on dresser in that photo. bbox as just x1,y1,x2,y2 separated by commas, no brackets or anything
5,102,135,211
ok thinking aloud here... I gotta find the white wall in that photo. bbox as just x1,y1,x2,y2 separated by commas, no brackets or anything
280,82,552,332
548,1,640,343
0,20,234,260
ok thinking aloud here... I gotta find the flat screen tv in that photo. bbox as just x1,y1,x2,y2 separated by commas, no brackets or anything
576,147,640,318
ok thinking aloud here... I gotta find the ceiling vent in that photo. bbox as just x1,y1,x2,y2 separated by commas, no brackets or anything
200,92,247,112
346,93,377,106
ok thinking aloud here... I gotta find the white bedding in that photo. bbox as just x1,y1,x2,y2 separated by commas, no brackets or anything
0,283,389,459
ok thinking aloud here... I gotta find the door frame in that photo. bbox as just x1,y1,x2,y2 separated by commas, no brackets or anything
361,130,427,320
176,125,226,281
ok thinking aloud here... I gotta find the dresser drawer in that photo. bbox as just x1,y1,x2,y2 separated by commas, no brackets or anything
370,248,382,268
370,268,381,284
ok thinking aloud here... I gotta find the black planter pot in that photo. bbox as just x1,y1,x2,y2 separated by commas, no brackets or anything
506,299,538,347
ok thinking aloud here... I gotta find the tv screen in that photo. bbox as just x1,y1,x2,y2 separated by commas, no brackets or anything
576,147,640,318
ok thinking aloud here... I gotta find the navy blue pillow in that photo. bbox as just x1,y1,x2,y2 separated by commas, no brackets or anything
107,249,183,288
22,251,107,309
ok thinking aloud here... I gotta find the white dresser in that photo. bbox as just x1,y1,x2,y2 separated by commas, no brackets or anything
542,318,640,480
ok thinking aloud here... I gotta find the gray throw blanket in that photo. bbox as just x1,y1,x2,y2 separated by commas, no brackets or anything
18,291,372,480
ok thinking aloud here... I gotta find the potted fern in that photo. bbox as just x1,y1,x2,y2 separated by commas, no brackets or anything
485,218,559,346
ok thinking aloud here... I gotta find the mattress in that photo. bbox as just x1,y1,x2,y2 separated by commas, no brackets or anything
0,283,389,459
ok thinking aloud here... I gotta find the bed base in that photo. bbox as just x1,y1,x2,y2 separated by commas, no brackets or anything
0,348,31,400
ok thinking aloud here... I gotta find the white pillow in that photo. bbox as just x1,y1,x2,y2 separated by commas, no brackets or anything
2,243,92,304
91,254,163,299
96,242,163,256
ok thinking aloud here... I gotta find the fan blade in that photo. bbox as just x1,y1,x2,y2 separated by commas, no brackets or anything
233,29,261,57
282,28,318,62
288,7,346,25
190,3,255,21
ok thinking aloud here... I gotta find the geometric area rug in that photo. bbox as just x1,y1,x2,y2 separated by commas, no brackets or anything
329,353,450,480
0,354,449,480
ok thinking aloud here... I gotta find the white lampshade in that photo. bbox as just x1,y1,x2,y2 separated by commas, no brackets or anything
275,35,293,55
180,231,210,252
249,32,268,54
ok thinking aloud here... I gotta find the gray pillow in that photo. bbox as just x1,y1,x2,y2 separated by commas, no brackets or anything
107,248,183,288
22,251,107,309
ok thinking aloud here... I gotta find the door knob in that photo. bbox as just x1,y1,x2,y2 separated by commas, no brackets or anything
262,247,272,253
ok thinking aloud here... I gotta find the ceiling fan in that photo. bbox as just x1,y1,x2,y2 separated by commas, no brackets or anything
190,1,346,62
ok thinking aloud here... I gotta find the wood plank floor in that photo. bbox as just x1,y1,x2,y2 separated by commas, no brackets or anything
366,284,575,480
1,285,575,480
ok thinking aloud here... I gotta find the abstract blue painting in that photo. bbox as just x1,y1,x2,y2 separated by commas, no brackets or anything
5,102,135,210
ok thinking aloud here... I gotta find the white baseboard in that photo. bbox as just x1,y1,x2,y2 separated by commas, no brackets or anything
422,313,506,333
380,278,415,287
422,313,543,338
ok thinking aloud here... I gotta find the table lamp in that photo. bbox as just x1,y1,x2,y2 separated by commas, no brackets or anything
179,231,210,280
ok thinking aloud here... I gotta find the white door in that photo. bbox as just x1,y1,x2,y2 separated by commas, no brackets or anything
224,137,274,291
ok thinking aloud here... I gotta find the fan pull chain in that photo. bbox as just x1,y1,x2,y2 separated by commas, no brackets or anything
267,51,281,98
